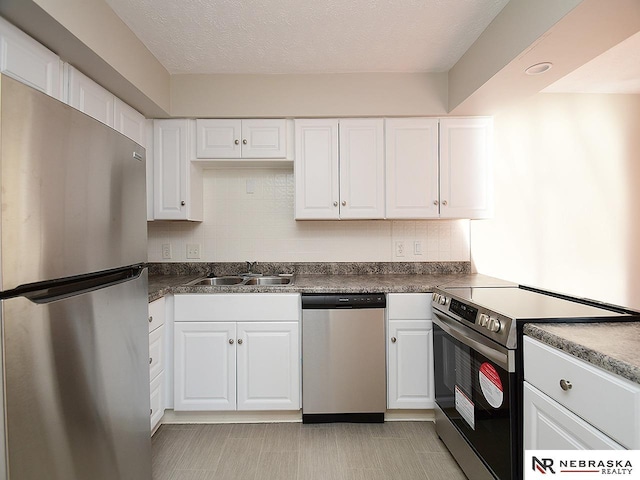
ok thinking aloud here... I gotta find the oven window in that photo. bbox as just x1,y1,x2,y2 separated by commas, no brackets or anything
433,323,515,480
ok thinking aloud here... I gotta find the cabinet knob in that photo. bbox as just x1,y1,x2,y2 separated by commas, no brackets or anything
181,201,186,206
242,139,248,145
559,379,572,391
391,337,397,343
433,200,439,206
149,357,152,364
333,201,338,207
229,339,234,344
442,200,448,206
148,316,153,323
150,409,153,416
234,139,240,145
341,201,346,206
237,339,243,345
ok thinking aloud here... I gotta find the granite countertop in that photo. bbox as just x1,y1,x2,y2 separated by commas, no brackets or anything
148,271,515,302
524,322,640,385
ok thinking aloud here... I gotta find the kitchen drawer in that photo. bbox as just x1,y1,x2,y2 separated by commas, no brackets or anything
150,372,164,432
149,325,164,381
148,297,166,332
524,336,640,448
174,293,300,322
387,293,432,319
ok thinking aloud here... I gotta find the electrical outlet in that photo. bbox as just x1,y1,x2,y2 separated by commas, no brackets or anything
186,244,201,259
395,241,405,257
161,243,172,260
414,240,423,255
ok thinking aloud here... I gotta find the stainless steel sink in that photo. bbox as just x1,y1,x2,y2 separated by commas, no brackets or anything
188,275,293,286
243,276,292,285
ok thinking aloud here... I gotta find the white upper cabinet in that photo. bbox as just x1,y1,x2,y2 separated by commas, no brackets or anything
294,119,340,219
439,117,493,219
294,118,384,220
196,119,287,158
339,119,385,219
114,98,146,147
0,17,62,100
153,119,203,221
67,65,115,127
385,118,439,218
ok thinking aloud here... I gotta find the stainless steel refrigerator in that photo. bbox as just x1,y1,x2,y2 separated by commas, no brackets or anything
0,75,151,479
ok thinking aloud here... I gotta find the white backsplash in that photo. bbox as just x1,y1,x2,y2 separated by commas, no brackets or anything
147,168,470,262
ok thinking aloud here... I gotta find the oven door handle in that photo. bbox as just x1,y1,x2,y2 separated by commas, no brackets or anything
433,310,515,372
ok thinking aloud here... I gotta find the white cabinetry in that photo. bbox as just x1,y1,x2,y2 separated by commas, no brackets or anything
148,297,166,432
386,293,434,409
153,119,203,221
67,65,115,127
114,98,146,147
0,16,62,100
196,119,287,159
385,118,439,218
294,118,384,220
439,117,493,218
524,336,640,450
173,294,300,411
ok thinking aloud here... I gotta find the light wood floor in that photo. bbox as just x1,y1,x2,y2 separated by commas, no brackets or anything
152,421,467,480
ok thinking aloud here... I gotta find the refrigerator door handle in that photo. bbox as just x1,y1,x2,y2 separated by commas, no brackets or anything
6,264,146,304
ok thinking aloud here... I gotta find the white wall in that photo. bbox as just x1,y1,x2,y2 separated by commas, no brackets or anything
471,93,640,310
148,168,470,263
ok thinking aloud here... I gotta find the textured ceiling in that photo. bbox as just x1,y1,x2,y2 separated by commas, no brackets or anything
544,31,640,94
105,0,509,75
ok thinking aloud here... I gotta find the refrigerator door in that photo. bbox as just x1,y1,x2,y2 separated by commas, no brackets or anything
0,75,147,292
2,269,151,480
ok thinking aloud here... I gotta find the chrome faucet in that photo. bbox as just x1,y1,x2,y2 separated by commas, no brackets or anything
245,261,258,276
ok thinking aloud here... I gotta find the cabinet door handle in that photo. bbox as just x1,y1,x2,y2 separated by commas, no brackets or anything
149,357,153,364
391,337,397,343
341,201,346,206
433,200,439,206
234,139,240,145
237,339,243,345
559,379,572,391
181,201,186,206
333,201,338,207
442,200,448,206
150,409,153,416
148,316,153,323
229,339,234,344
242,139,247,145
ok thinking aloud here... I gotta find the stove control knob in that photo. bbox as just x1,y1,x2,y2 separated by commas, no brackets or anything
479,314,489,327
488,317,502,333
432,293,438,302
438,295,447,305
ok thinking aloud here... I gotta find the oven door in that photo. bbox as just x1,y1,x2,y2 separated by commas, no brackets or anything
433,310,517,480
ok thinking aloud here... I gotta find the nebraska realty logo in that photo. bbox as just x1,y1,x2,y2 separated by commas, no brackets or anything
525,451,640,479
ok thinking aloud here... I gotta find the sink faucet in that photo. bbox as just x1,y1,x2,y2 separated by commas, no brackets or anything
245,261,258,276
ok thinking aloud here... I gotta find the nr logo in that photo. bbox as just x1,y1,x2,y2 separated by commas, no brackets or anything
533,457,556,474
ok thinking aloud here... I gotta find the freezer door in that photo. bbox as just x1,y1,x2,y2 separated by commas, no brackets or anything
2,270,151,480
0,75,147,291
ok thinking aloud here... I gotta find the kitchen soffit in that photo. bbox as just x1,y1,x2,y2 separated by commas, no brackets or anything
104,0,509,75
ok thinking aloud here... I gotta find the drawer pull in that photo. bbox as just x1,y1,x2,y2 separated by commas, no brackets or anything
149,357,153,364
559,379,572,391
148,316,153,323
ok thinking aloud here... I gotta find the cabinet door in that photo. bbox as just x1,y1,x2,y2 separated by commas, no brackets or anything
236,322,300,411
67,66,115,127
294,119,339,219
523,383,624,450
339,119,385,219
387,320,434,409
149,325,164,382
241,119,287,158
153,119,197,220
385,118,439,218
150,372,164,432
114,98,146,147
439,117,493,219
196,119,241,158
174,322,236,411
0,17,62,100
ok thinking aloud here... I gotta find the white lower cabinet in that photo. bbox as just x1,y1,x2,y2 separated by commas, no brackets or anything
386,293,434,409
148,297,166,432
173,294,300,412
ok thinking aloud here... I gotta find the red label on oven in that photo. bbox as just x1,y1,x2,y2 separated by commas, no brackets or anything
479,362,503,408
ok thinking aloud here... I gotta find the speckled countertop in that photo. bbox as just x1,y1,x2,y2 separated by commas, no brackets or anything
524,322,640,385
147,270,515,303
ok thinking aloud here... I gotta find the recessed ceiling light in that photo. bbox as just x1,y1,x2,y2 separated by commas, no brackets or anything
525,62,553,75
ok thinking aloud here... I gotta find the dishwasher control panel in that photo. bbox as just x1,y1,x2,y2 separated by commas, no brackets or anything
302,293,386,309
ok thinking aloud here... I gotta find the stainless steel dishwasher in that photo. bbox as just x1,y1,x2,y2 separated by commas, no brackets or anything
301,293,386,423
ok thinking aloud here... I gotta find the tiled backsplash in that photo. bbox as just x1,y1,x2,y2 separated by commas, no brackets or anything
147,168,471,263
